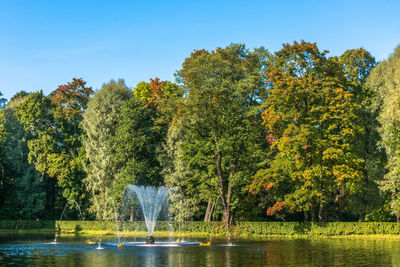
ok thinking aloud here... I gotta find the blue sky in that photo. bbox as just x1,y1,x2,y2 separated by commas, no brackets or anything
0,0,399,101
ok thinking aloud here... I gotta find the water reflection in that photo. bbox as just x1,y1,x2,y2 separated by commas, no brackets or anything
1,234,400,266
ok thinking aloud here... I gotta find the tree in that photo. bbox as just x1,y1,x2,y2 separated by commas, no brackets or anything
368,45,400,221
82,79,131,219
339,48,384,221
0,91,6,109
16,78,94,218
133,78,183,144
1,92,47,219
159,120,201,221
251,41,363,222
15,91,61,218
176,44,270,224
111,95,159,200
0,103,8,217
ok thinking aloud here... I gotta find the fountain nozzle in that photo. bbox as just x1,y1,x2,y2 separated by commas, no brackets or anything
146,236,155,244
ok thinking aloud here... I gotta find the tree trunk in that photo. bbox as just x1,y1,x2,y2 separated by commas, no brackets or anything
359,212,366,222
204,199,213,222
397,215,400,223
318,204,324,222
311,204,317,222
304,210,308,222
215,151,228,224
130,205,134,222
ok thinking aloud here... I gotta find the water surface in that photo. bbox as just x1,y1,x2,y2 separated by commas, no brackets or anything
1,233,399,266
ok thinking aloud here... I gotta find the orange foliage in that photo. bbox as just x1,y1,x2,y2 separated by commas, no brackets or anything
266,201,285,216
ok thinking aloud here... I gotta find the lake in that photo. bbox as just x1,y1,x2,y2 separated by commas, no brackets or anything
1,233,400,266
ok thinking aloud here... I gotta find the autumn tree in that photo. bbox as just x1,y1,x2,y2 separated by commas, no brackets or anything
251,41,363,222
177,44,270,224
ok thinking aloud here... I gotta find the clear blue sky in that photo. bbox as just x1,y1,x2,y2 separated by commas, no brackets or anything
0,0,399,101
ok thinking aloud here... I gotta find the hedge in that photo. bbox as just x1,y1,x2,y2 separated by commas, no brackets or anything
2,221,400,236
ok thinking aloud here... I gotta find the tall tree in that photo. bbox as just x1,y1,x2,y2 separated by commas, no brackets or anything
2,93,47,219
16,78,93,218
251,41,363,221
111,95,158,200
0,102,8,217
177,44,270,224
82,79,131,219
15,91,61,218
159,120,201,221
339,48,384,221
368,45,400,221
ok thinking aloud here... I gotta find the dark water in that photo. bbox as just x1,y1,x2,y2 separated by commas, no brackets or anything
1,233,400,266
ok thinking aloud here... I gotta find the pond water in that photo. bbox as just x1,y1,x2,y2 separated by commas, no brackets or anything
1,233,400,266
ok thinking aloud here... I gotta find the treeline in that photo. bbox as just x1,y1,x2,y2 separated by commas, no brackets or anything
0,41,399,224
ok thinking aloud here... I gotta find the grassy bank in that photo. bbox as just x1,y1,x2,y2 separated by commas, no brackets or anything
2,221,400,238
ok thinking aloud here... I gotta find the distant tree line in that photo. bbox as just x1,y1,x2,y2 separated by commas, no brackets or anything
1,41,400,224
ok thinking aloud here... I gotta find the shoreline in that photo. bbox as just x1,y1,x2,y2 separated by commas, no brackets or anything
2,229,400,241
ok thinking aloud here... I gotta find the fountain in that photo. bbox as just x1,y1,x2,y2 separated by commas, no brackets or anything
53,200,84,243
125,185,169,244
104,197,122,246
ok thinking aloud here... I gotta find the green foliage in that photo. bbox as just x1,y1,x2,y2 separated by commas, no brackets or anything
0,91,7,109
235,221,400,236
160,121,201,221
82,79,131,219
1,93,47,219
339,49,384,220
112,95,160,202
5,220,400,237
368,45,400,219
365,204,394,222
176,44,270,224
15,79,93,217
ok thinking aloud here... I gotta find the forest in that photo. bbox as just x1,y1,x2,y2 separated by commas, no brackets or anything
1,40,400,224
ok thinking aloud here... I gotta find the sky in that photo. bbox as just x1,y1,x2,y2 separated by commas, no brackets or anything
0,0,399,101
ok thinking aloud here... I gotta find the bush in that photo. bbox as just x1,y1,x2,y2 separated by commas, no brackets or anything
3,220,400,236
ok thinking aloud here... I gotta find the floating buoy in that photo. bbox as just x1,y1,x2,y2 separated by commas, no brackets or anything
85,240,97,245
200,241,211,246
117,243,125,248
176,239,181,243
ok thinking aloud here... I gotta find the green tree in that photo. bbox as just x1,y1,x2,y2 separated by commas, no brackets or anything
177,44,270,224
133,78,183,143
15,91,61,218
0,105,9,217
111,95,159,199
82,79,131,219
0,91,6,109
339,48,384,221
1,92,47,219
251,41,363,222
159,120,201,221
16,78,93,218
368,45,400,221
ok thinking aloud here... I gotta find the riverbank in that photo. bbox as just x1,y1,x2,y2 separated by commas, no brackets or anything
2,221,400,239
